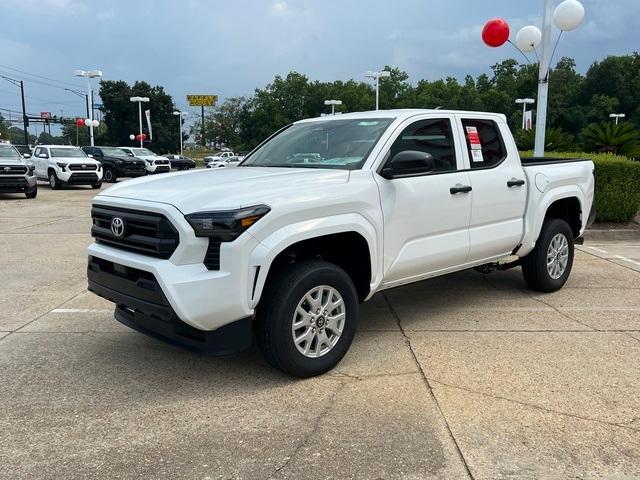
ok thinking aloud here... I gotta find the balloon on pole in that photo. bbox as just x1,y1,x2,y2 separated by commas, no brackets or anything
129,134,135,141
84,118,92,127
75,118,85,127
91,119,99,128
515,26,542,53
482,18,510,47
553,0,585,31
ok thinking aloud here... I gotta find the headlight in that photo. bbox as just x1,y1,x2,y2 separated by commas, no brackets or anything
97,164,102,172
185,205,270,241
146,159,153,165
27,163,35,175
56,162,67,171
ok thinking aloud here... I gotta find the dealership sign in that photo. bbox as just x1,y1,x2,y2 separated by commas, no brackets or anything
186,95,217,107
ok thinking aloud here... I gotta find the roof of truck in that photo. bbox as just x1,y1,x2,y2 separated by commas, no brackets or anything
297,109,507,123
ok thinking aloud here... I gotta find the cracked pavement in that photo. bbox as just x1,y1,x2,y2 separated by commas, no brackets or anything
1,186,640,479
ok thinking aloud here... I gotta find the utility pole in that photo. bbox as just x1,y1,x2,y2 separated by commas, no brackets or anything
533,0,554,157
201,106,206,148
20,80,28,145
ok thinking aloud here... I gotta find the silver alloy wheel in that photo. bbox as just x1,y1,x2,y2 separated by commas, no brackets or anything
49,173,56,189
291,285,345,358
546,233,569,280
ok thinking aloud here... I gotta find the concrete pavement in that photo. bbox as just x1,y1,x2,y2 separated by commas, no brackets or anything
1,184,639,479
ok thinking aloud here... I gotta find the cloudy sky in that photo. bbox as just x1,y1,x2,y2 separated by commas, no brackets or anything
0,0,638,127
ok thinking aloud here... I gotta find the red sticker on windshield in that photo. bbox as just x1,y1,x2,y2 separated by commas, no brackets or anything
466,126,481,148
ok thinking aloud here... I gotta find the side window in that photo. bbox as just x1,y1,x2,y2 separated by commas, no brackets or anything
34,148,41,157
388,118,457,174
461,119,507,169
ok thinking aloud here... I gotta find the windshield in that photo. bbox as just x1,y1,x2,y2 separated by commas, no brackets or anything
130,148,156,156
13,145,31,156
101,147,129,157
242,118,393,170
50,148,87,158
0,145,20,159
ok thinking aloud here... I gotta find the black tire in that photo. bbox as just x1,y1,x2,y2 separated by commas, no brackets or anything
522,218,574,293
48,171,60,190
255,260,358,378
25,188,37,199
103,167,116,183
91,182,102,189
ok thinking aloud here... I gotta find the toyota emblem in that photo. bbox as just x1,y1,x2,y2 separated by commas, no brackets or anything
110,217,125,238
81,164,87,170
3,167,10,172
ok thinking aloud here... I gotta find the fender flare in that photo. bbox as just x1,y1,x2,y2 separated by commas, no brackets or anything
247,213,381,308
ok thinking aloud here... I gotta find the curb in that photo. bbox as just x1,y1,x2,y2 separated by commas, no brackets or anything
584,229,640,242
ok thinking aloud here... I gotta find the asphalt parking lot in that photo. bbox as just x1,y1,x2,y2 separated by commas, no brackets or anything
1,183,639,480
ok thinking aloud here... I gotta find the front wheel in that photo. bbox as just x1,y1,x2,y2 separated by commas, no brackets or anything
103,167,116,183
49,172,60,190
521,218,574,292
91,182,102,189
255,260,358,378
25,188,37,199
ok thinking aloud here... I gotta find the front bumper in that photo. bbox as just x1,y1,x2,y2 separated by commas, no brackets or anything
0,174,37,192
87,255,251,355
58,169,103,184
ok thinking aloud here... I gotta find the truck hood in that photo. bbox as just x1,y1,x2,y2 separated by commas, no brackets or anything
53,156,101,165
97,167,350,213
0,158,26,165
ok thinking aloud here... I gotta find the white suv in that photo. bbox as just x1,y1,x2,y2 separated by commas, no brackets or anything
33,145,103,189
203,151,235,167
119,147,171,174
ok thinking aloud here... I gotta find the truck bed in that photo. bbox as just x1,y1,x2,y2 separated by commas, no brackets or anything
520,157,591,167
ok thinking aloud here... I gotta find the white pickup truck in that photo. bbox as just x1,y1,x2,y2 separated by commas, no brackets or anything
87,109,595,377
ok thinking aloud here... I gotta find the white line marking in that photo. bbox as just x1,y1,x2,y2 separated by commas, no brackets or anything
51,309,112,314
614,255,640,267
588,247,609,254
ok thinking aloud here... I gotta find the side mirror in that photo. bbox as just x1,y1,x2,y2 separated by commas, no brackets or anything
23,153,31,159
380,151,435,179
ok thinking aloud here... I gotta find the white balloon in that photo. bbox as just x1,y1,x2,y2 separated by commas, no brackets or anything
84,118,92,127
129,134,135,140
515,25,542,53
91,119,100,128
553,0,585,31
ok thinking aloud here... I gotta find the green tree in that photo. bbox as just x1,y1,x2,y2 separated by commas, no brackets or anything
100,80,179,153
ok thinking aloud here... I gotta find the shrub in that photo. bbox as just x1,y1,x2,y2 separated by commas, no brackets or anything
515,127,574,152
520,151,640,222
580,122,640,159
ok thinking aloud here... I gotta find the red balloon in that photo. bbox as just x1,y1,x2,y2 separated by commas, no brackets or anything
482,18,510,48
75,118,85,127
136,134,142,141
141,133,147,140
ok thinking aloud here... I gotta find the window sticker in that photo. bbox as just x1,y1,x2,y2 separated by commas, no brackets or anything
466,126,484,162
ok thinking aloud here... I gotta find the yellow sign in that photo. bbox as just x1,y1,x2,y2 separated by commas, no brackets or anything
186,94,218,107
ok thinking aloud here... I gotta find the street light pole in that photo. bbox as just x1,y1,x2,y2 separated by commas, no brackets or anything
324,99,342,115
74,69,102,146
365,70,391,110
130,96,150,147
609,113,625,125
533,0,554,157
173,111,187,155
515,98,535,129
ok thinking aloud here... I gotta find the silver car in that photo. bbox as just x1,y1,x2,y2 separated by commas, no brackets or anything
0,144,37,199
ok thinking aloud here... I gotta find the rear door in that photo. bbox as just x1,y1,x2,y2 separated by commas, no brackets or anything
376,114,472,286
456,115,527,262
33,147,46,176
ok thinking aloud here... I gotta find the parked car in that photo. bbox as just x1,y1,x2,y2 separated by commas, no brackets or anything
118,147,171,174
203,151,235,167
205,155,242,168
87,109,595,377
164,154,196,171
81,146,147,183
32,145,102,189
0,144,37,198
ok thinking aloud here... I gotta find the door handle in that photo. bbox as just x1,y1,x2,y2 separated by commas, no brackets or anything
450,184,472,195
507,178,525,188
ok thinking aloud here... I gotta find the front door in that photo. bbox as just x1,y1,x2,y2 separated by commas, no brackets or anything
376,116,472,287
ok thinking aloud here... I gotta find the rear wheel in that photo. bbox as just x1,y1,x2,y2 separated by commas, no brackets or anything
103,167,116,183
48,171,60,190
255,260,358,378
522,218,574,292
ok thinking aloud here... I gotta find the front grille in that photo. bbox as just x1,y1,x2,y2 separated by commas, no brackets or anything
204,240,221,270
0,177,28,188
69,164,98,171
68,173,99,184
0,165,27,174
155,160,169,165
91,205,179,259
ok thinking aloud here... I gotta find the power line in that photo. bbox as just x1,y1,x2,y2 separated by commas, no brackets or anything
0,64,83,89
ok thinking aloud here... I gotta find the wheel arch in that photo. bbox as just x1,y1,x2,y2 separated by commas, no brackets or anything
249,215,380,307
